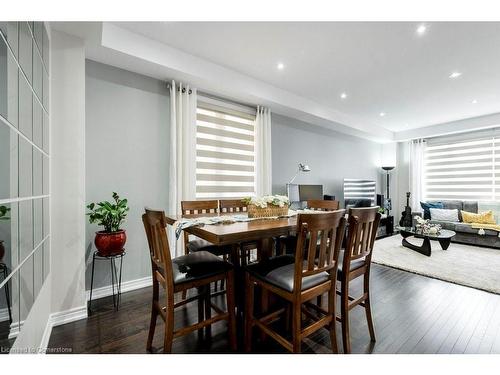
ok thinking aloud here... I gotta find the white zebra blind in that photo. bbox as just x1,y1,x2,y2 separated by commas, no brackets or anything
343,179,376,203
196,98,257,199
424,130,500,201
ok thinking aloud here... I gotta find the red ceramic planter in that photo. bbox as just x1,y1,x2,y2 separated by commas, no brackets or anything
94,230,126,256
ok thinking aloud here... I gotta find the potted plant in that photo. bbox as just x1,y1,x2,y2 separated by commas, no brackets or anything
87,192,129,256
0,205,10,262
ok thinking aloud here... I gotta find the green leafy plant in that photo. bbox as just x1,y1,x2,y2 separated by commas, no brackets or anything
86,192,129,232
0,205,10,221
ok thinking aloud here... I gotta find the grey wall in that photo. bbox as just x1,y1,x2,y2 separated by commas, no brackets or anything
84,70,384,292
271,114,383,203
85,60,169,290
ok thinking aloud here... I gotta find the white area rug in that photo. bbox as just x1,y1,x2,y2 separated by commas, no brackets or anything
373,235,500,294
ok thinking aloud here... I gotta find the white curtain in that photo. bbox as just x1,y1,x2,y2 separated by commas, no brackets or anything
409,139,426,211
168,80,197,256
255,106,272,196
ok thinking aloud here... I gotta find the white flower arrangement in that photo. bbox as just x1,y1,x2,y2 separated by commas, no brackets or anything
415,216,442,235
242,195,290,209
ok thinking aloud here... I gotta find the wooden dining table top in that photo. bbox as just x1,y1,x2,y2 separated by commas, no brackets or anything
164,213,298,246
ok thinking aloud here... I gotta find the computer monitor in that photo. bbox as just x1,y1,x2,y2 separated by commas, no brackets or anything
298,185,323,201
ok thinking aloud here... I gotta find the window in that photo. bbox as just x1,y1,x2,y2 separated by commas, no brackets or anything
424,129,500,201
195,97,256,199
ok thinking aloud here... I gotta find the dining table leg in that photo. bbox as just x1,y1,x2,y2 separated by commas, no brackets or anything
257,237,275,342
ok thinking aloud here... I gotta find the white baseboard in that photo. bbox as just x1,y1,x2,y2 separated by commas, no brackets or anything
86,275,152,301
8,320,21,339
36,306,87,354
51,305,88,327
37,276,152,353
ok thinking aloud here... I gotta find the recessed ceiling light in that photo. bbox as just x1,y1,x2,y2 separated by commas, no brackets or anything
340,92,347,99
379,112,386,117
277,62,285,70
449,71,462,79
472,99,478,104
416,24,427,35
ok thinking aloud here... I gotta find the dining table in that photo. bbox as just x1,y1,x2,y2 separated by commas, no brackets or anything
163,212,300,315
164,212,299,259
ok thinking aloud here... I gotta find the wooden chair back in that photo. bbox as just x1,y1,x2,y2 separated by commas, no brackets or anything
181,200,219,216
345,207,381,261
142,208,174,291
293,210,346,292
219,199,248,213
307,200,340,211
180,200,219,251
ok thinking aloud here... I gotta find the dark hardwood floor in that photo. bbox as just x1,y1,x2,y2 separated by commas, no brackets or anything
48,264,500,354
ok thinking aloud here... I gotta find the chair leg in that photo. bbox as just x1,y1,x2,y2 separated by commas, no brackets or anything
182,245,189,300
197,287,205,341
146,281,159,352
340,281,351,354
328,282,338,354
226,270,238,351
364,273,376,342
204,284,212,339
244,273,255,352
220,254,227,291
163,297,175,353
147,305,158,352
260,288,269,342
292,301,302,353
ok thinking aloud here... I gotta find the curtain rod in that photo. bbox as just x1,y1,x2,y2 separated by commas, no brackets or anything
166,82,192,95
165,80,257,111
165,81,266,116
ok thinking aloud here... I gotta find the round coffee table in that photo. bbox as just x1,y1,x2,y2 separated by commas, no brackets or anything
397,227,456,257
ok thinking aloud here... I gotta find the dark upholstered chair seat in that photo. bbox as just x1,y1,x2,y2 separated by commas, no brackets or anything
187,238,229,256
169,251,233,285
245,255,330,292
337,250,366,280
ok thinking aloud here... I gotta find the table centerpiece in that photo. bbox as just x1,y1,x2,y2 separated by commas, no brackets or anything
242,195,290,218
415,216,442,235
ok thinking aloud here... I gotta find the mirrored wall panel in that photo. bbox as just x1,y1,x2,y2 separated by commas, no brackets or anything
0,202,18,280
0,21,50,351
0,125,18,201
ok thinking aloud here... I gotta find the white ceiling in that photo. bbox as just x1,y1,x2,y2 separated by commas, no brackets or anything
112,21,500,133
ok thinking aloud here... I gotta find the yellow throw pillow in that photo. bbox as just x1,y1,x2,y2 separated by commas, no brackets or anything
461,210,496,224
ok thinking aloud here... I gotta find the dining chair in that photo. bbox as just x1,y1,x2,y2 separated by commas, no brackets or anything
142,208,237,353
219,199,248,214
337,206,381,354
306,199,340,211
219,199,259,265
181,200,222,255
277,199,341,255
244,210,346,353
181,200,229,298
